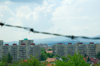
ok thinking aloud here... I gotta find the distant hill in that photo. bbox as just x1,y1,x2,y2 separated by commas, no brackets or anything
4,35,100,46
34,35,100,46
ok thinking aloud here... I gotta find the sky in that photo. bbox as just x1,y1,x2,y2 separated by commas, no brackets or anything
0,0,100,42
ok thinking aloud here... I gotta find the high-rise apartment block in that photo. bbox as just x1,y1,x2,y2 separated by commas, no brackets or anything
52,43,67,56
28,43,41,58
10,44,18,61
53,42,100,58
74,42,86,56
66,43,75,56
19,38,33,46
95,44,100,55
0,39,41,61
86,42,96,58
2,44,10,57
19,43,28,60
0,40,3,60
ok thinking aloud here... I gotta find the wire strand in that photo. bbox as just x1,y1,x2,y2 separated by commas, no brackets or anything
0,22,100,39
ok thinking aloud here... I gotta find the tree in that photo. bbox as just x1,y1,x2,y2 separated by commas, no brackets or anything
40,52,48,61
67,53,90,66
55,60,69,66
55,53,90,66
96,52,100,59
47,49,52,51
46,53,54,58
84,54,87,57
61,56,68,62
41,48,46,53
2,56,8,65
87,57,91,62
13,56,45,66
7,52,13,63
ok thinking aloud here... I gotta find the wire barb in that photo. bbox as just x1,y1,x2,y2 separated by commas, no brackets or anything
0,22,4,26
30,28,34,32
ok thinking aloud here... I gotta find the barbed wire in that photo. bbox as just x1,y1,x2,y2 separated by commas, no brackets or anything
0,22,100,39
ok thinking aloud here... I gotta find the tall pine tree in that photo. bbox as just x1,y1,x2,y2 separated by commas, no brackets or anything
87,57,91,62
7,52,13,63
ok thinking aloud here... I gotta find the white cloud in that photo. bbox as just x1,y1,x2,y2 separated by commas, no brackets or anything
0,5,14,21
16,6,33,20
4,1,13,5
0,0,55,41
33,0,54,21
0,0,100,42
50,0,100,37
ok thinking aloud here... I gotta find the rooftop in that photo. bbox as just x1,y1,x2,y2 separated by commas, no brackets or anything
46,58,56,62
46,51,53,53
24,38,28,40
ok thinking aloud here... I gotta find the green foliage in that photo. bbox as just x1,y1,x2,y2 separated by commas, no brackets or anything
20,56,44,66
40,52,48,61
87,57,91,62
46,53,54,58
41,48,46,53
96,52,100,59
84,54,87,57
40,48,54,61
0,51,90,66
0,62,3,66
67,53,90,66
93,63,100,66
61,56,68,62
7,52,13,63
55,60,69,66
1,53,13,66
47,49,52,51
55,53,90,66
40,52,55,61
8,56,45,66
53,55,60,58
2,56,7,63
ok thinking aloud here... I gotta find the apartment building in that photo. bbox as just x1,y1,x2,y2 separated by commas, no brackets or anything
66,43,74,56
38,43,48,48
10,44,18,61
19,43,28,60
28,43,41,58
52,43,67,56
74,42,86,56
52,42,98,58
19,38,33,46
0,39,41,61
2,44,10,57
86,42,95,58
95,44,100,55
0,40,3,60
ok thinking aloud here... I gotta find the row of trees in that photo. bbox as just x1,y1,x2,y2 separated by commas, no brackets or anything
0,52,91,66
1,48,100,66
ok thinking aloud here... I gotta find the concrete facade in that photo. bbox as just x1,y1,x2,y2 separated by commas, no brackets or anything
52,42,100,58
19,43,28,60
86,42,96,58
0,40,3,60
2,44,10,57
52,43,67,57
66,43,75,56
19,39,33,46
10,44,18,61
95,44,100,55
74,42,86,56
0,39,41,61
28,43,41,58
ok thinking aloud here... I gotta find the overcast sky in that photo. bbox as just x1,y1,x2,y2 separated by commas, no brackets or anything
0,0,100,42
